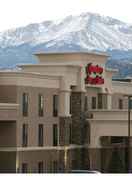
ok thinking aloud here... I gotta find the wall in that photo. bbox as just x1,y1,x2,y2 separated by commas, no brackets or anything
0,122,16,147
0,85,17,103
16,86,59,147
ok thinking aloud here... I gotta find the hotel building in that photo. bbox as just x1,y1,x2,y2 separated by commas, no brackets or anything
0,52,132,173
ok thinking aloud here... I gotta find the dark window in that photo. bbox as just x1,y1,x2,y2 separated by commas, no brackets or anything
129,99,132,109
91,97,96,109
53,124,58,146
98,94,103,109
22,124,28,147
119,99,123,109
38,124,43,146
22,93,28,116
84,96,88,111
53,95,58,117
22,163,28,173
38,161,43,173
69,123,72,144
38,94,44,116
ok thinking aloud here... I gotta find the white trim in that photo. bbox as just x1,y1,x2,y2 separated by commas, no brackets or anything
0,71,60,80
0,103,19,110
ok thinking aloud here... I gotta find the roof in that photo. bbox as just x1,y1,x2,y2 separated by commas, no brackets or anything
34,51,109,57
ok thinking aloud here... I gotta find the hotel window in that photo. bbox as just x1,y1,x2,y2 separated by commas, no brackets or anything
53,124,58,146
22,163,28,173
38,124,43,147
38,94,44,116
38,161,43,173
22,93,28,116
53,95,58,117
22,124,28,147
119,99,123,109
98,94,103,109
91,97,96,109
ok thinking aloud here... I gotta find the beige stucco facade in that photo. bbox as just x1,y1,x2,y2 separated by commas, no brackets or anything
0,52,132,173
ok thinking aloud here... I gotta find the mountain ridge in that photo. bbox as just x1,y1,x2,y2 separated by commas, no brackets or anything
0,12,132,77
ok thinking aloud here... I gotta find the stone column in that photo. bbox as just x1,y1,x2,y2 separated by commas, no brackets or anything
71,91,86,145
59,117,72,146
58,77,72,172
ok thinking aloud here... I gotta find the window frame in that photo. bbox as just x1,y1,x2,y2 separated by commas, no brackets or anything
38,94,44,117
38,124,43,147
22,93,28,116
22,124,28,147
53,95,58,117
53,124,58,146
119,98,123,109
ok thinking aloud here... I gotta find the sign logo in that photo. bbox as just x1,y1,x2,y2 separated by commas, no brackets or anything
85,63,104,85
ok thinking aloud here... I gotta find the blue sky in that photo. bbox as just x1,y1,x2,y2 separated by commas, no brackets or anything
0,0,131,31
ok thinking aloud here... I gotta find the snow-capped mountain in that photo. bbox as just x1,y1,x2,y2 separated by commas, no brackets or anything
0,12,132,77
1,12,132,50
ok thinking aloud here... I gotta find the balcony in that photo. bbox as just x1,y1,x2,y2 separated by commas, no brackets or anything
85,109,132,140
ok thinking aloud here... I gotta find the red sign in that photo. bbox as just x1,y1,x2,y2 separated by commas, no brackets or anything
85,63,104,85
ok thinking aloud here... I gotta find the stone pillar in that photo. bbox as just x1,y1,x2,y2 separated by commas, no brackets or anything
58,77,72,172
71,91,86,145
59,77,72,146
59,117,72,146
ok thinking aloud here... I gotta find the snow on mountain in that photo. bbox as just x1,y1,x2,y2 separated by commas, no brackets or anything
0,12,132,51
0,12,131,77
